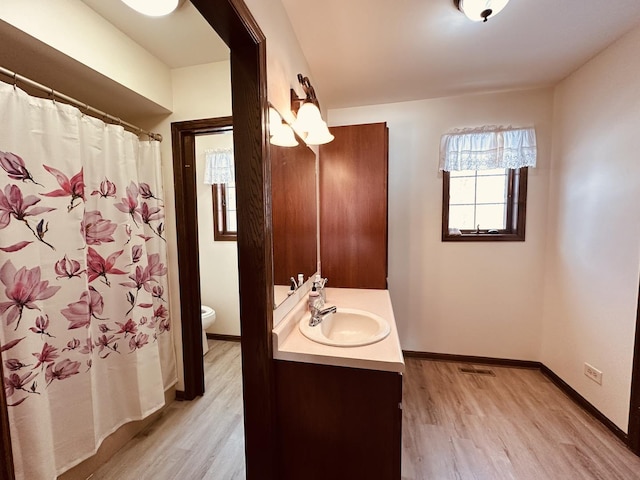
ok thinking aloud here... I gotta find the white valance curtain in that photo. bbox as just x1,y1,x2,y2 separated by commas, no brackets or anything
0,81,176,480
203,148,234,185
439,125,537,171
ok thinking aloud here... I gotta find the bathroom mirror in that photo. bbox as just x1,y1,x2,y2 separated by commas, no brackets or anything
270,114,318,308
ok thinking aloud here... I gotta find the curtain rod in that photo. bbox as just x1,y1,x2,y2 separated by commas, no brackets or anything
0,66,162,142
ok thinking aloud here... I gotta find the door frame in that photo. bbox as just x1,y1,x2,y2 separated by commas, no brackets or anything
629,278,640,455
171,116,234,400
0,1,275,479
183,1,276,478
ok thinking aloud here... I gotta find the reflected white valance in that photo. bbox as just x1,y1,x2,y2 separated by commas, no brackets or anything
204,148,234,184
439,125,537,171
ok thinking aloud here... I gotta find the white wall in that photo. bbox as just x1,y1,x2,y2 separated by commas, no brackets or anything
195,133,241,336
329,87,554,361
541,24,640,432
244,0,319,121
0,0,172,110
243,0,322,323
144,61,233,389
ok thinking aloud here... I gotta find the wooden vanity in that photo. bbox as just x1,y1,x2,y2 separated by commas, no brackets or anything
272,288,404,480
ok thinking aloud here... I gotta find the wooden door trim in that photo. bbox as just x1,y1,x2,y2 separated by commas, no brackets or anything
171,116,234,400
188,1,276,479
629,278,640,455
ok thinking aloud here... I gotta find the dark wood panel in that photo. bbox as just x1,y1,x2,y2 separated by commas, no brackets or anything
271,142,317,285
319,123,388,288
275,360,402,480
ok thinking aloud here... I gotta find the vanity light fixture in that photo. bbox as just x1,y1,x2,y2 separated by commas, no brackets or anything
453,0,509,22
291,74,334,146
270,124,299,147
121,0,186,17
269,106,299,147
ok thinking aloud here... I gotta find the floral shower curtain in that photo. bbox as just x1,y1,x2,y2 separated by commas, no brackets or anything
0,81,176,479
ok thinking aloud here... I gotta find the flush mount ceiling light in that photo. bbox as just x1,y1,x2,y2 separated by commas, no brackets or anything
121,0,185,17
454,0,509,22
291,74,334,146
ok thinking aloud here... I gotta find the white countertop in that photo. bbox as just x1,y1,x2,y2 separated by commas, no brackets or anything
272,287,405,373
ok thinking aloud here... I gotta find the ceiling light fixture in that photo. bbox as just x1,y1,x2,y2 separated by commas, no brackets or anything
121,0,185,17
291,74,334,146
453,0,509,23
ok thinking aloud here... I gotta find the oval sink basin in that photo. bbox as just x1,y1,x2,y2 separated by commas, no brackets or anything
299,308,390,347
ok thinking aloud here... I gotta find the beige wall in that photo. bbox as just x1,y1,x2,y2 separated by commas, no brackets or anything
541,24,640,432
244,0,318,121
195,133,241,336
0,0,172,110
328,87,554,361
144,61,234,389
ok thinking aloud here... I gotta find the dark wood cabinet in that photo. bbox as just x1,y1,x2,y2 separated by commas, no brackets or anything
275,360,402,480
319,123,388,288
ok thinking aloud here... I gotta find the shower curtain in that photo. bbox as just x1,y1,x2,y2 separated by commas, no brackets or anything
0,81,176,479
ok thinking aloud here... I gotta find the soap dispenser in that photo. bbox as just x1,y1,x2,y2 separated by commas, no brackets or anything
308,284,320,311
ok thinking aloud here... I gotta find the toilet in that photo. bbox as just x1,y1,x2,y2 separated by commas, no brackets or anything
201,305,216,354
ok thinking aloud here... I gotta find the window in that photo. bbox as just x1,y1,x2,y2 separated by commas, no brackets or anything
212,180,237,241
442,167,528,241
439,125,536,242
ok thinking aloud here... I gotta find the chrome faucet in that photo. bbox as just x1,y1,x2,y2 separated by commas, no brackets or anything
309,300,337,327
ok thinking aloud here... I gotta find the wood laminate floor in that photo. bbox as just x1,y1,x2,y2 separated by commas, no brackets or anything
88,342,640,480
402,359,640,480
90,340,245,480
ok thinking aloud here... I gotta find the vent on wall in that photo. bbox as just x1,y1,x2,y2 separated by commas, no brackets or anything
459,366,496,376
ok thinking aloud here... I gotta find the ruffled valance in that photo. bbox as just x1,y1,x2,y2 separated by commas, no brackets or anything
204,148,234,184
439,125,537,171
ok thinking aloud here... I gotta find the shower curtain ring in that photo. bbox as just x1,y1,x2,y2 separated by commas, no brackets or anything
49,88,56,104
12,72,17,89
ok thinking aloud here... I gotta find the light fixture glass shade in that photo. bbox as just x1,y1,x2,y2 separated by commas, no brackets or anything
292,102,323,133
270,124,299,147
268,107,285,137
304,121,334,146
121,0,180,17
459,0,509,21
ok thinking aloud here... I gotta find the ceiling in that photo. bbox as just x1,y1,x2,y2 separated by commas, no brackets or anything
81,0,228,68
281,0,640,109
80,0,640,110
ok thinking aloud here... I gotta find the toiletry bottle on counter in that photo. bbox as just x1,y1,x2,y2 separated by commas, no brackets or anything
308,284,320,311
298,273,304,288
314,274,325,302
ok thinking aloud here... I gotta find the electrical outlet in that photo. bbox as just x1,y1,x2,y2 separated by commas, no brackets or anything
584,363,603,385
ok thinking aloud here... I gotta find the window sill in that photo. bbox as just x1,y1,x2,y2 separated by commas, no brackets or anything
442,232,525,242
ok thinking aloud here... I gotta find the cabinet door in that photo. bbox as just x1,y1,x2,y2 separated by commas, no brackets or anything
319,123,388,288
275,360,402,480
